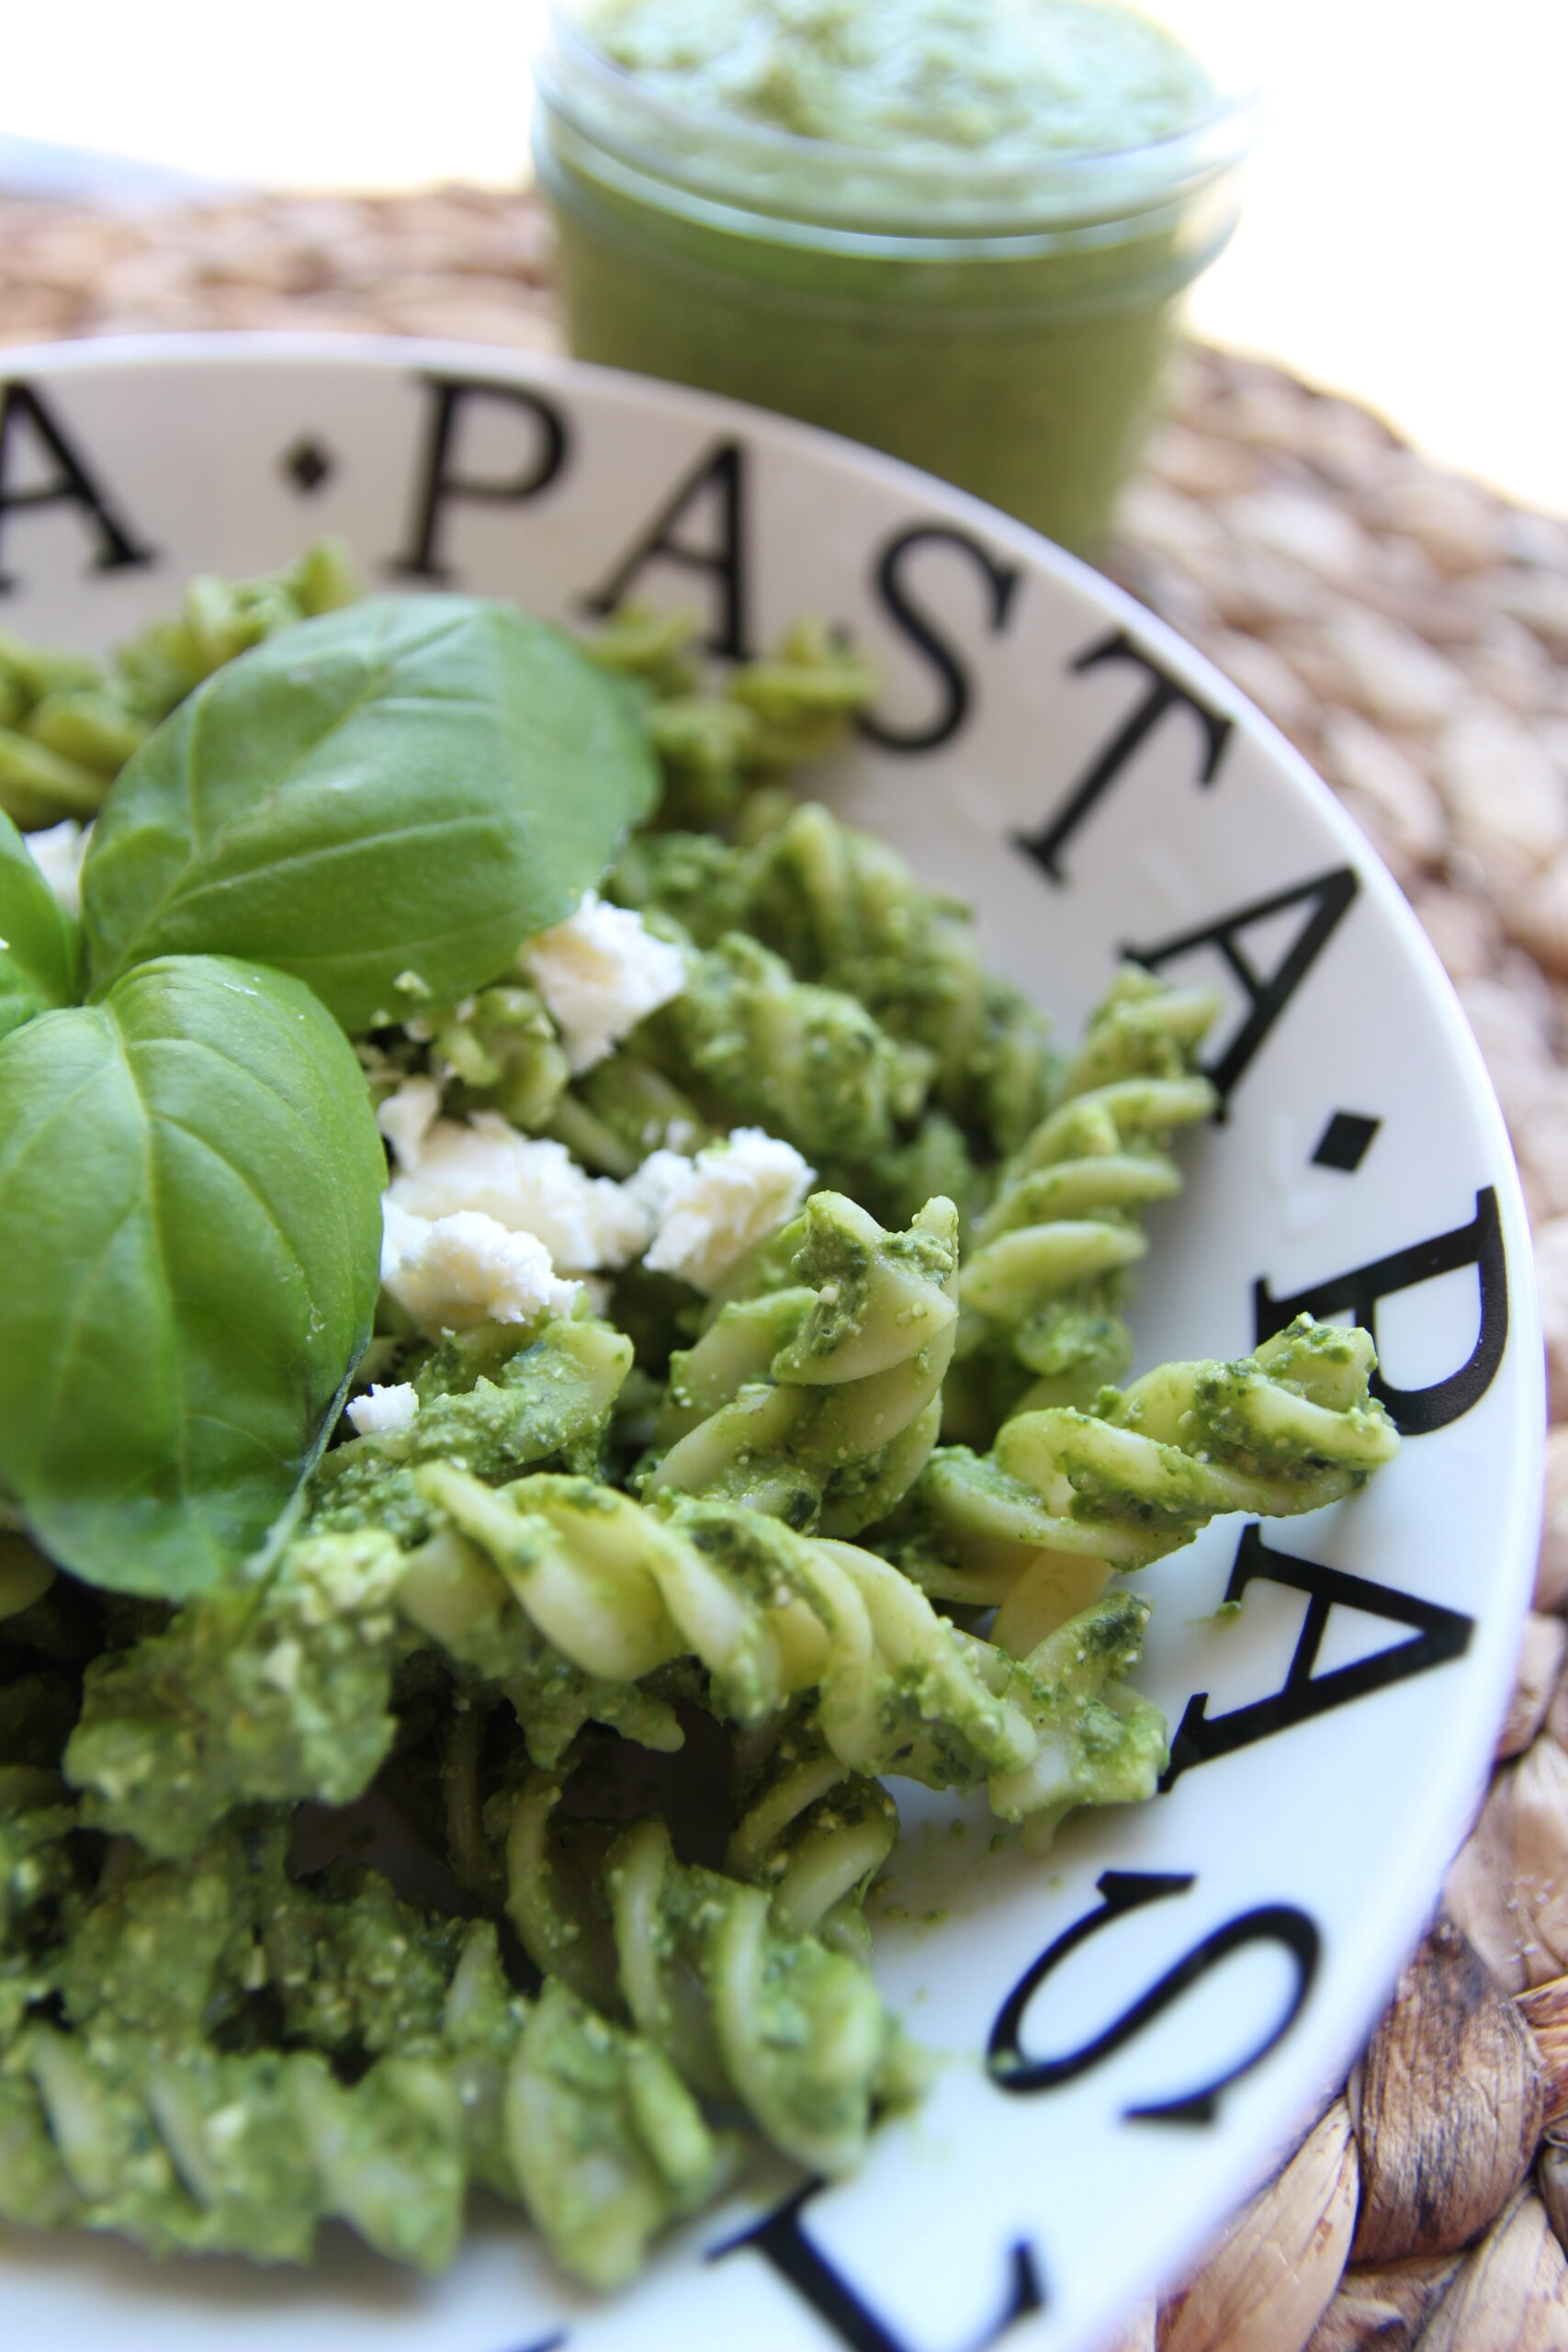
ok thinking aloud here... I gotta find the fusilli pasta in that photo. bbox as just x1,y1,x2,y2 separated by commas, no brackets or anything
502,1768,924,2178
0,567,1405,2295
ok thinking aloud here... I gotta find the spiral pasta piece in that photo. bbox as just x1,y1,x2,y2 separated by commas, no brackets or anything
0,1920,723,2286
648,931,934,1168
411,1467,819,1735
641,1190,960,1537
613,799,1059,1154
0,633,132,825
506,1977,724,2288
65,1503,692,1866
66,1317,658,1860
549,1049,716,1176
725,618,883,773
502,1772,923,2180
948,966,1220,1441
581,598,702,698
964,1594,1169,1855
429,980,572,1135
421,1469,922,1769
63,1525,410,1860
726,1722,898,1959
117,538,361,718
584,610,877,826
1,1804,728,2288
415,981,712,1172
405,1466,1155,1846
888,1316,1401,1612
0,542,355,828
315,1311,635,1518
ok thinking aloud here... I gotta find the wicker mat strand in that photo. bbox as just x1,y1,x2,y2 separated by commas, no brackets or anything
4,183,1568,2352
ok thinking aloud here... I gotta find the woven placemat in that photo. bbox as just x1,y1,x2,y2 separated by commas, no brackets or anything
4,184,1566,2352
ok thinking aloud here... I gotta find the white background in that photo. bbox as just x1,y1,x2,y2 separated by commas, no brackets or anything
1,0,1566,515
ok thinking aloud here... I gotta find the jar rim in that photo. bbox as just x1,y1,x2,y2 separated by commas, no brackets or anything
540,0,1260,230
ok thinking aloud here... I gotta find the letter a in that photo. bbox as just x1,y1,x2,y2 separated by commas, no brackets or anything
0,379,154,591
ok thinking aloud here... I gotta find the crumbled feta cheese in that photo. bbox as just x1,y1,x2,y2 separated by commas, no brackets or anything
520,890,687,1074
376,1075,443,1172
260,1638,303,1694
25,819,90,915
380,1198,430,1284
381,1207,581,1335
387,1112,648,1270
643,1128,814,1295
346,1382,422,1438
207,2101,252,2147
619,1147,700,1239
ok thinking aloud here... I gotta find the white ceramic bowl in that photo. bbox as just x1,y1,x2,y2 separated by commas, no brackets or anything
0,335,1542,2352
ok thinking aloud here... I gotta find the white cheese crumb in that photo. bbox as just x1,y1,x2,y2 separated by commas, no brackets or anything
387,1111,649,1270
25,819,90,916
619,1146,701,1238
381,1206,581,1335
260,1638,303,1694
346,1382,422,1438
380,1198,429,1284
643,1128,815,1295
376,1075,444,1172
520,890,687,1074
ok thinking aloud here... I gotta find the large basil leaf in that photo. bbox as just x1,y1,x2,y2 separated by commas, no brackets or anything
0,810,80,1043
0,955,385,1598
80,596,660,1031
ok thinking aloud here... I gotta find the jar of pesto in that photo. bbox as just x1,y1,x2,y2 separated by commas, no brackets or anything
533,0,1256,556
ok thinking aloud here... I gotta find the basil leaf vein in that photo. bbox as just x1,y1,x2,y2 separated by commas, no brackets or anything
80,597,660,1030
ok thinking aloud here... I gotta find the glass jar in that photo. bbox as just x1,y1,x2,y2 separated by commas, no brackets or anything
533,3,1257,555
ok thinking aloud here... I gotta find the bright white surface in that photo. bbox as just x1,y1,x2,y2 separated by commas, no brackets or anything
1183,0,1568,518
2,1,1564,511
0,2,550,189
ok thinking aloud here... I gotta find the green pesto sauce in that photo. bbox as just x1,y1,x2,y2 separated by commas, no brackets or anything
545,0,1239,550
581,0,1213,163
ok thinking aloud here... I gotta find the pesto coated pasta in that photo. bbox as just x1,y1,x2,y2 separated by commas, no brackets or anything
945,963,1220,1442
641,1189,960,1532
0,541,357,831
0,558,1402,2293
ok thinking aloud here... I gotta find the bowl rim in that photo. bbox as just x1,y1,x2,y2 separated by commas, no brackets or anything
0,326,1545,2341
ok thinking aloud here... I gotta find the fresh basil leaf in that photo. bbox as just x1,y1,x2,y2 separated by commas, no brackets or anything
0,810,80,1043
0,954,385,1598
80,596,660,1031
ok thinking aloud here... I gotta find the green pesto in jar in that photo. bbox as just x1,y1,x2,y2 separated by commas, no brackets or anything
535,0,1251,554
581,0,1213,163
